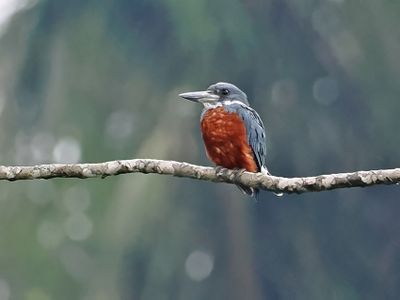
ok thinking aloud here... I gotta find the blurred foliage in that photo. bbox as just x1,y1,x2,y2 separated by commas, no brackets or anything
0,0,400,299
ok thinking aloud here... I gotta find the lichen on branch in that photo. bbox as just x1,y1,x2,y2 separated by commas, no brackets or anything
0,159,399,194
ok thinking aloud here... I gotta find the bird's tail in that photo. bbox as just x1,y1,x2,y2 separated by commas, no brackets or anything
236,184,259,199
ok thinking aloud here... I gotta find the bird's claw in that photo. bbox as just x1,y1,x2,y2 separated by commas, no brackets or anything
215,167,247,178
233,168,246,180
215,166,228,176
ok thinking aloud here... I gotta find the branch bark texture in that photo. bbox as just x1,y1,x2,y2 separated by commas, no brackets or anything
0,159,399,194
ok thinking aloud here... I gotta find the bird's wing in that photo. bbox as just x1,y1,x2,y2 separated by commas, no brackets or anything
225,103,267,171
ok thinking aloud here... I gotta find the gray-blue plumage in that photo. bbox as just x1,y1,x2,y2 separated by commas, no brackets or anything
224,103,267,171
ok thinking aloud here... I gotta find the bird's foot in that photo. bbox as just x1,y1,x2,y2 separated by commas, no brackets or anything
215,167,247,180
233,168,247,180
215,166,229,176
234,168,246,175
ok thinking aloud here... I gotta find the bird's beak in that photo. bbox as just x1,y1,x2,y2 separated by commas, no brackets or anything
179,90,220,103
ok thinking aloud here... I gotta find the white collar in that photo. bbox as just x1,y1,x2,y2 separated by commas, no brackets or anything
203,100,246,109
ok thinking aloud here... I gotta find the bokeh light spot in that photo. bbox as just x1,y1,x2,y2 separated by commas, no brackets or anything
185,250,214,282
14,132,55,164
64,212,93,241
330,30,363,67
37,220,64,249
30,132,55,164
52,137,81,163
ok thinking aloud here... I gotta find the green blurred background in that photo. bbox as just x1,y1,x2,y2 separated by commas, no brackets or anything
0,0,400,299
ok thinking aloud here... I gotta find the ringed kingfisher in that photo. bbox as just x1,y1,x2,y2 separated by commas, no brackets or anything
179,82,269,197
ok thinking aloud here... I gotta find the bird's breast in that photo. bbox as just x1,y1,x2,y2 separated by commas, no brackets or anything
200,107,258,172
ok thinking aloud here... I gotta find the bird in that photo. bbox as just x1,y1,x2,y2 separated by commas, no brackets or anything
179,82,269,198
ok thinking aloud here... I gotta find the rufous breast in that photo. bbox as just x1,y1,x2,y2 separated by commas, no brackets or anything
200,106,258,172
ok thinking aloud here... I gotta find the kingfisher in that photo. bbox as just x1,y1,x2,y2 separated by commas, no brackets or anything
179,82,269,197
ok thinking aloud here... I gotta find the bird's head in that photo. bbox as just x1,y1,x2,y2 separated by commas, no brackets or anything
179,82,249,107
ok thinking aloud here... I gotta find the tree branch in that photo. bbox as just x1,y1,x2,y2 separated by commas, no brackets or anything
0,159,399,194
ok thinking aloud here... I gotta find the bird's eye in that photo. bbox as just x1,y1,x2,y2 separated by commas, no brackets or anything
221,89,229,95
